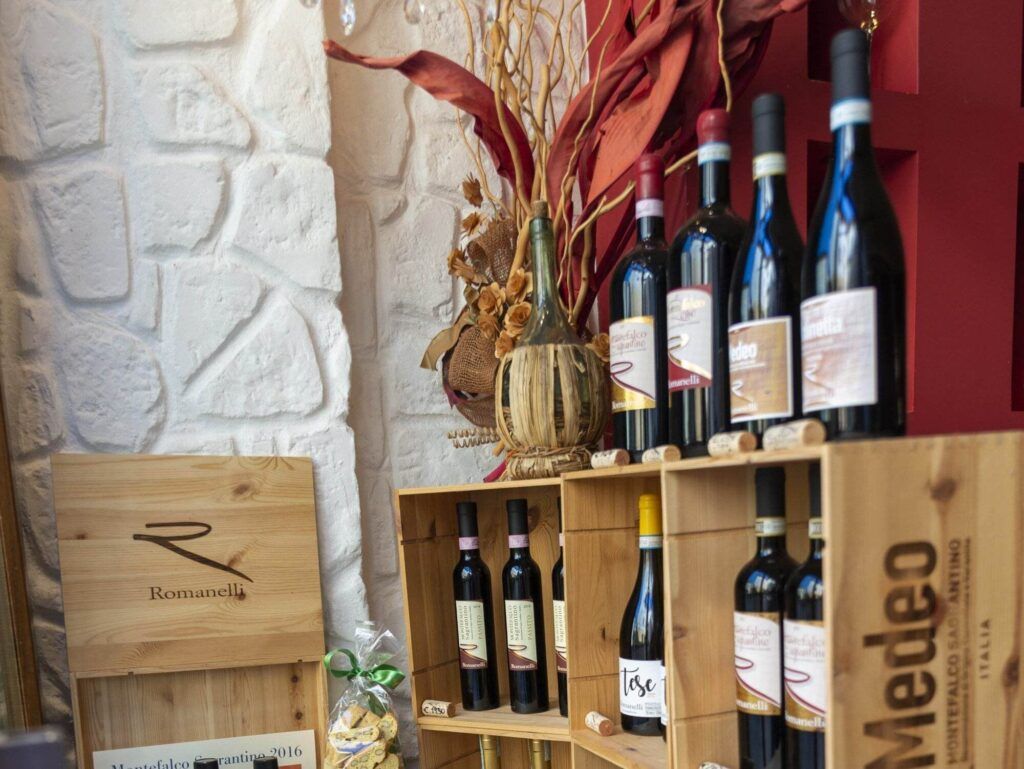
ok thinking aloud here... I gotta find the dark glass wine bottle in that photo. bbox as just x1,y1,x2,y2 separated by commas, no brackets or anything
728,94,803,443
619,493,665,737
668,109,747,455
784,465,825,769
253,759,278,769
802,29,905,440
194,761,219,769
502,498,549,713
552,498,568,717
611,154,670,461
453,501,500,711
734,467,798,769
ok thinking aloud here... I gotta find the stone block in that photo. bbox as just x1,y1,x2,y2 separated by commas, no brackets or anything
11,364,62,457
128,159,226,249
129,259,160,331
117,0,237,48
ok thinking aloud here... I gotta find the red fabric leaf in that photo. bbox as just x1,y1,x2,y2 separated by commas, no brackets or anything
323,40,534,191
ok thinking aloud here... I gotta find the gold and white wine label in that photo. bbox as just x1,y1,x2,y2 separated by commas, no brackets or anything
753,152,787,180
729,317,794,423
456,600,489,670
610,316,658,413
801,288,878,413
667,286,713,392
505,599,539,671
762,418,826,451
754,517,787,537
635,198,665,219
591,448,631,468
783,619,826,732
619,658,664,718
553,599,568,673
734,611,783,716
698,142,731,166
707,430,757,457
830,98,872,131
809,518,823,539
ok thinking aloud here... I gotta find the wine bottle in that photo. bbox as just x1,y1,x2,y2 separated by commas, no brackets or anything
734,467,798,769
453,501,500,711
502,498,549,713
610,154,670,461
480,735,502,769
619,493,665,737
194,761,219,769
784,465,826,769
668,108,747,455
253,759,278,769
801,29,905,439
552,498,568,717
529,739,552,769
729,94,803,443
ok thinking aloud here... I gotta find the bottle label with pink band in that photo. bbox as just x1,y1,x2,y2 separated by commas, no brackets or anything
509,534,530,549
459,536,480,550
635,198,664,219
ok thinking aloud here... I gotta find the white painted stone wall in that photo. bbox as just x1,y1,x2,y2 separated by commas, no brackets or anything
0,0,369,734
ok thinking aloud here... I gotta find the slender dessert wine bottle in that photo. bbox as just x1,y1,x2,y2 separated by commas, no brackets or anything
729,95,803,444
610,155,670,461
552,499,568,717
502,498,549,713
619,493,665,737
734,468,798,769
802,29,905,439
453,501,500,711
784,465,825,769
668,108,748,455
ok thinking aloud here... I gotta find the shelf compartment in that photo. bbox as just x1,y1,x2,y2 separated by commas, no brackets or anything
418,701,569,742
572,728,666,769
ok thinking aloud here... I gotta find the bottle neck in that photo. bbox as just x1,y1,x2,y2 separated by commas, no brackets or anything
700,161,731,207
756,534,788,556
635,198,665,242
521,215,578,343
752,172,790,217
808,537,824,558
460,547,481,560
833,121,874,165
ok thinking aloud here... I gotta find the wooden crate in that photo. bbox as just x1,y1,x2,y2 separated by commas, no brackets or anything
51,454,329,768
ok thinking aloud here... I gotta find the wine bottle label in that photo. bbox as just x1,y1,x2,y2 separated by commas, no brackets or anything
752,152,786,180
508,534,529,549
728,317,794,422
754,518,787,537
659,661,668,726
553,599,568,673
610,316,658,413
830,98,872,131
800,288,878,413
459,536,480,550
505,599,539,671
639,535,663,550
809,519,823,539
783,619,826,732
734,611,783,716
698,142,731,165
456,600,489,670
619,657,664,718
635,198,664,219
667,286,713,392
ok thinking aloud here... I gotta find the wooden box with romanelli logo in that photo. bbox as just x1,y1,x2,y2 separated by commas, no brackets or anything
51,454,329,768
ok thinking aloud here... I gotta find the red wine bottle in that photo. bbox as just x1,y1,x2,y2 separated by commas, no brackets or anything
253,759,278,769
454,501,500,711
194,761,219,769
729,95,803,443
734,468,797,769
784,464,825,769
552,499,568,716
619,494,665,737
610,154,670,461
502,499,549,713
668,109,747,455
802,29,905,439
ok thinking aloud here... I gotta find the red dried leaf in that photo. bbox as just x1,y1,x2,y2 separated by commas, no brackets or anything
323,40,534,191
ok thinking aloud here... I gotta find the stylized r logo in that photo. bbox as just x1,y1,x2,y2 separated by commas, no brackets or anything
133,522,253,583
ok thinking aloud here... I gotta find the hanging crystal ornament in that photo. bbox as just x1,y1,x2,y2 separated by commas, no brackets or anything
340,0,357,35
403,0,426,23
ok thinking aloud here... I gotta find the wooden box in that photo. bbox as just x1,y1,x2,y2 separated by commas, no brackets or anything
51,455,329,768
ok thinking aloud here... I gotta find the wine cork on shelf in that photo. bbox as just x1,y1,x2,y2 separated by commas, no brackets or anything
762,418,826,452
584,710,614,736
420,699,460,717
591,449,630,469
641,444,681,464
707,431,757,457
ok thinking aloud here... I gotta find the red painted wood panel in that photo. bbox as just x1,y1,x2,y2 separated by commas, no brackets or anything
586,0,1024,434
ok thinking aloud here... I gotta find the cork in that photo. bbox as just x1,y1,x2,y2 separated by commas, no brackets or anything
762,418,826,452
584,711,614,736
707,431,757,457
591,449,631,469
420,700,460,718
642,444,682,464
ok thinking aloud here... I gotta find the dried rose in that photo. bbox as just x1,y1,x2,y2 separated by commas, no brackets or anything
448,248,484,283
477,282,506,315
588,332,610,363
505,268,532,303
462,175,484,207
477,311,500,340
495,330,516,359
461,211,485,235
504,301,531,338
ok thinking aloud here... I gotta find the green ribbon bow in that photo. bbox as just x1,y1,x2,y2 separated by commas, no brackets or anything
324,648,406,690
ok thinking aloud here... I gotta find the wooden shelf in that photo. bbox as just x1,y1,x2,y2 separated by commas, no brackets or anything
418,702,570,742
572,728,666,769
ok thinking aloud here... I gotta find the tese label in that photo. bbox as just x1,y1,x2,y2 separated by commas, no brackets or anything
553,599,568,673
667,286,713,392
456,600,488,670
783,619,826,732
610,316,657,413
729,317,794,422
505,599,539,671
734,611,783,715
619,658,664,718
801,288,878,412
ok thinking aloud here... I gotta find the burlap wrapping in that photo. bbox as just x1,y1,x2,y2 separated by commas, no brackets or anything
466,217,517,286
448,325,499,396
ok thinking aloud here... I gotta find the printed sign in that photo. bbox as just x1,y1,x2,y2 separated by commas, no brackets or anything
92,730,317,769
